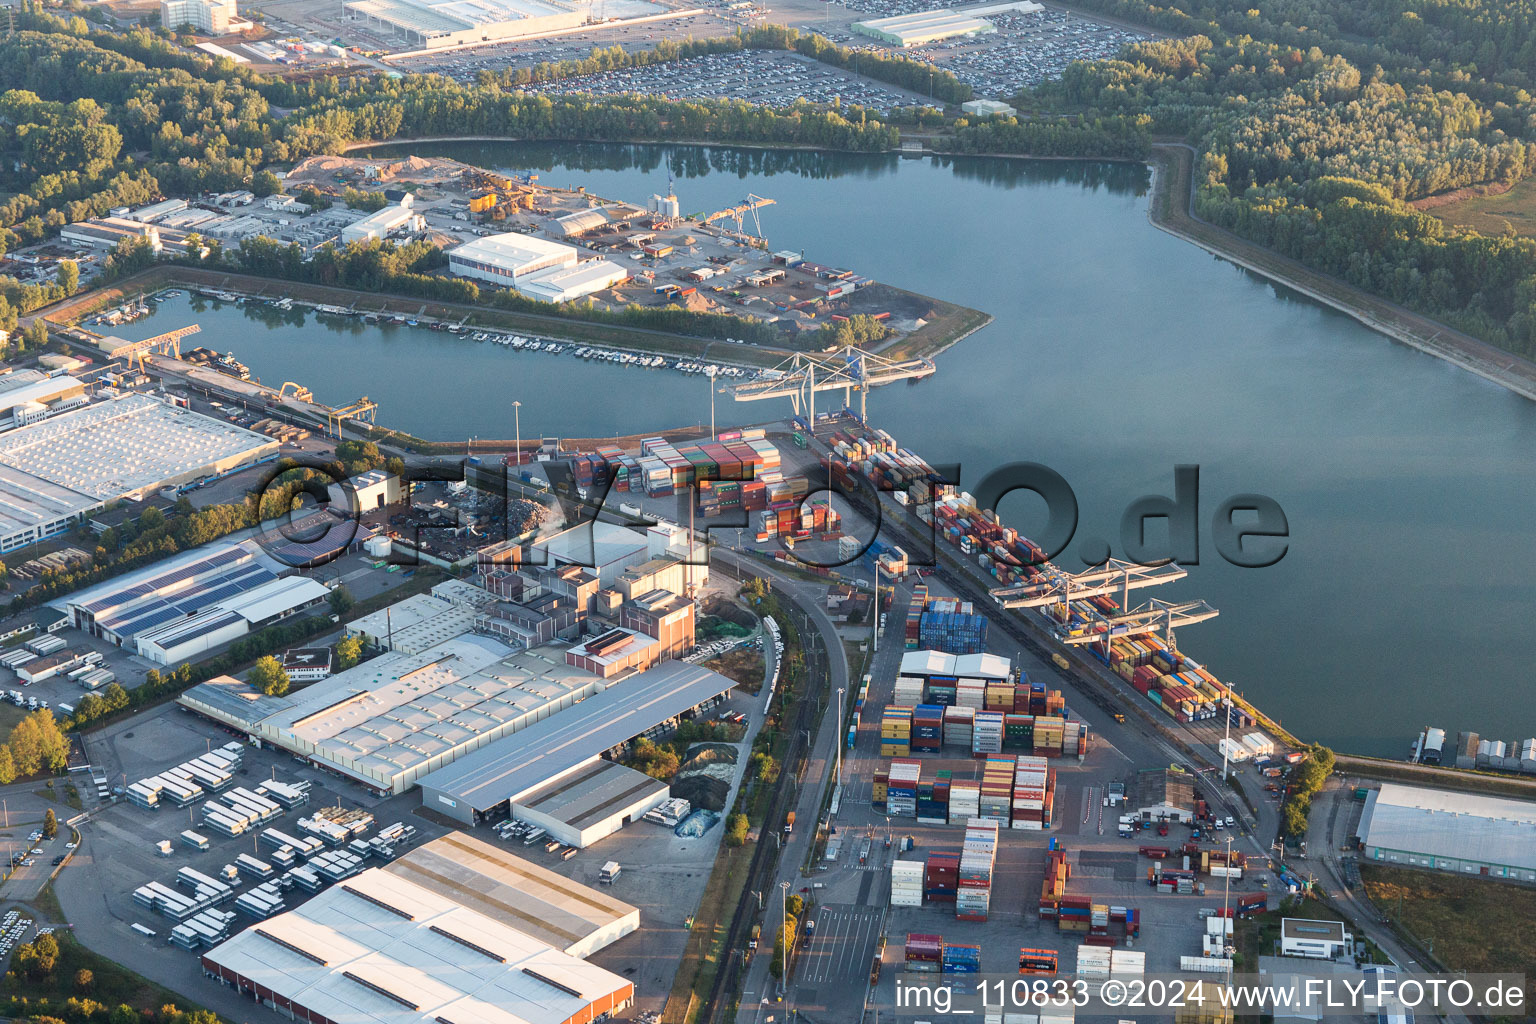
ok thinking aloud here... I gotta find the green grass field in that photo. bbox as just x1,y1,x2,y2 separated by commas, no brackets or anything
1361,863,1536,975
1427,179,1536,238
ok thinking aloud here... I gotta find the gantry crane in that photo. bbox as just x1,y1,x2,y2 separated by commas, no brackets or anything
326,397,377,438
700,193,775,237
99,324,202,374
726,346,935,420
989,558,1188,612
1058,597,1220,656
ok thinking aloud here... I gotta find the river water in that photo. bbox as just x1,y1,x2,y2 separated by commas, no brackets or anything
120,142,1536,756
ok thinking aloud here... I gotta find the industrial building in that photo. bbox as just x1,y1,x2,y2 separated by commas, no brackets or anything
344,0,587,48
384,833,640,955
853,7,998,46
346,584,497,653
200,861,633,1024
514,259,629,303
0,371,87,431
1358,783,1536,881
565,626,661,678
897,650,1011,683
328,469,403,512
961,98,1016,118
508,759,667,849
162,0,244,32
1130,767,1197,823
418,660,734,826
532,519,656,586
63,543,311,655
0,393,276,552
133,575,330,665
177,631,606,796
339,199,423,245
447,233,579,284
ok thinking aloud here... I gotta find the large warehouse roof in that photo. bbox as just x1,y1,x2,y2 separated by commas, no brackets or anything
383,833,638,958
1360,783,1536,872
448,233,576,270
181,632,611,793
67,543,277,640
0,393,276,500
418,661,735,813
201,865,633,1024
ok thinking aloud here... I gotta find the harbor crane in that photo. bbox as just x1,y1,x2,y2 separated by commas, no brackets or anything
326,396,377,438
989,558,1188,612
278,381,314,402
726,346,935,420
700,194,775,238
1058,597,1220,655
99,324,202,374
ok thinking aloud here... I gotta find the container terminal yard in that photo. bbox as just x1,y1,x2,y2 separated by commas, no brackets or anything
6,190,1532,1024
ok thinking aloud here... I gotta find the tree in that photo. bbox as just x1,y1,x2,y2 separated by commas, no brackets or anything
75,968,94,991
42,807,56,839
56,259,78,295
334,634,362,671
724,812,749,847
251,170,281,197
23,320,46,350
327,585,355,617
247,655,290,696
0,746,14,785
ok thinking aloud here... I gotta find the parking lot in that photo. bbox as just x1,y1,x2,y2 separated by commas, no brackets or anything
526,49,929,112
919,8,1151,97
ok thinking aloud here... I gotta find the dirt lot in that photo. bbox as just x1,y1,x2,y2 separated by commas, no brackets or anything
1360,863,1536,978
703,646,764,692
1416,178,1536,238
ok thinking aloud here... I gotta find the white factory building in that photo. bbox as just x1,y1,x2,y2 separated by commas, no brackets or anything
446,233,628,303
508,759,668,849
961,98,1017,118
0,371,87,431
161,0,247,33
340,198,423,245
1358,783,1536,881
63,542,329,664
200,840,635,1024
853,0,1041,45
0,394,277,553
344,0,587,48
1279,918,1352,960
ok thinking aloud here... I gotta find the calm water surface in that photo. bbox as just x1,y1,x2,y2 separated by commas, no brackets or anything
121,143,1536,755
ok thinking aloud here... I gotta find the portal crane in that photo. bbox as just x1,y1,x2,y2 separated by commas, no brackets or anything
326,397,377,438
700,194,775,237
989,558,1187,611
101,324,202,374
1058,597,1220,655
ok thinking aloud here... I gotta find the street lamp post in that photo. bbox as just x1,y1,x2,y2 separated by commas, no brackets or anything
512,400,521,468
780,880,791,993
706,367,717,439
1221,697,1232,782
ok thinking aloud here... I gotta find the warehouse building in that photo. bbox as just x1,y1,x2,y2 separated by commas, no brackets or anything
509,759,667,849
852,8,998,46
200,861,633,1024
178,632,605,796
565,626,662,678
447,233,579,285
898,650,1011,684
384,833,639,955
418,660,734,826
344,0,587,49
0,371,88,431
514,259,629,303
1130,767,1197,824
133,575,330,665
1358,783,1536,881
0,394,276,552
339,200,423,245
67,543,278,643
534,519,654,586
961,98,1016,118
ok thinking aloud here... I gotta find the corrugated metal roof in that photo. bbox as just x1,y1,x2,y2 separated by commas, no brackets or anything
1362,783,1536,871
417,661,734,811
202,865,632,1024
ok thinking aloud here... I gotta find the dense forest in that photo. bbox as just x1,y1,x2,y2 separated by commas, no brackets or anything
1029,0,1536,353
3,0,1536,353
